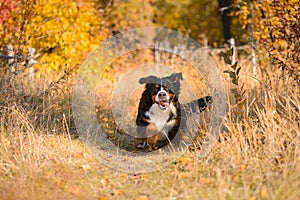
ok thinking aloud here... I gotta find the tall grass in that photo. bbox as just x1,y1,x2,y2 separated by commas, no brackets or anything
0,53,299,199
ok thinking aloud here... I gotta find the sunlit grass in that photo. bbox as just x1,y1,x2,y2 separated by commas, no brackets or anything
0,53,299,200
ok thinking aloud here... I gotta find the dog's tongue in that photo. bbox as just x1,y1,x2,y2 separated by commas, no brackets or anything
159,101,169,108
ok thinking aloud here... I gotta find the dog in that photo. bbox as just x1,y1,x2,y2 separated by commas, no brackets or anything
136,72,212,151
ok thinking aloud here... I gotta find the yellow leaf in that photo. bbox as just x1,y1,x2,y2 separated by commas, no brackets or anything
69,185,80,196
100,178,109,185
113,189,122,195
81,164,91,171
74,152,84,159
178,156,190,165
178,172,192,179
98,195,107,200
260,188,268,199
135,195,149,200
199,177,211,185
240,164,247,171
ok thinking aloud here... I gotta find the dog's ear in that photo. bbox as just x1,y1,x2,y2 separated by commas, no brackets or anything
139,75,159,84
170,72,183,81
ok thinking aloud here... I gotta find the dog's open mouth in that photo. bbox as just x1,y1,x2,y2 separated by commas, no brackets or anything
158,100,169,109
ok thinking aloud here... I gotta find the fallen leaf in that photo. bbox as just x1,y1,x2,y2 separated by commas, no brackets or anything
52,175,62,185
178,172,192,179
260,188,268,199
113,189,122,195
98,195,107,200
81,164,91,171
170,188,178,196
199,178,210,185
75,152,84,159
184,162,193,171
100,178,109,185
69,185,80,196
135,195,148,200
178,157,190,165
240,164,247,171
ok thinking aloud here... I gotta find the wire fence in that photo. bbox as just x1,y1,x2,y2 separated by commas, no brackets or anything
1,40,256,85
0,45,37,83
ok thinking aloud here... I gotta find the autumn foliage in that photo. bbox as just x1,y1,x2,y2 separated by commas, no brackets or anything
0,0,20,23
1,0,298,80
0,0,299,199
235,0,299,80
0,0,108,74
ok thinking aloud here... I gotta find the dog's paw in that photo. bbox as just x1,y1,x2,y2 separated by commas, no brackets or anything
147,144,158,152
179,130,193,147
137,142,149,149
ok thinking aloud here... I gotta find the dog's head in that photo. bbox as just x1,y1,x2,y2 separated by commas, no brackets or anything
139,73,183,110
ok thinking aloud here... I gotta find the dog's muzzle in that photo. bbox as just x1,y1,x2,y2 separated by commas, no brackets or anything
158,90,167,98
155,89,170,109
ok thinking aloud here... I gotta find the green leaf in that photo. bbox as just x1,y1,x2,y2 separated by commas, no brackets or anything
220,52,232,65
236,66,241,75
224,54,232,65
232,61,238,70
224,70,236,79
232,77,239,85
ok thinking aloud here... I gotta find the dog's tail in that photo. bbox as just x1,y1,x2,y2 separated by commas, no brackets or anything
181,96,212,115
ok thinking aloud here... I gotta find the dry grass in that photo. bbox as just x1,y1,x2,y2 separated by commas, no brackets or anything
0,52,299,200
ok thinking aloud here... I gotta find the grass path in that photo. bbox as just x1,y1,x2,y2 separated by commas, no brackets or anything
0,127,299,200
0,56,299,200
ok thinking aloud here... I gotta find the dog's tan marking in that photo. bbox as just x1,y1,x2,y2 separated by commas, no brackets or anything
146,123,158,151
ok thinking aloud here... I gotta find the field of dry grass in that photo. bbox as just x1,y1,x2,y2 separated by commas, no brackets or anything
0,51,299,200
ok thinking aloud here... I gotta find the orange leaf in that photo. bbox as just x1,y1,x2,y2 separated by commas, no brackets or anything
135,195,149,200
98,195,107,200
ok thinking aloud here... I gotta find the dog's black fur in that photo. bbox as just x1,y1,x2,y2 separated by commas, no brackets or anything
136,73,182,150
136,72,212,150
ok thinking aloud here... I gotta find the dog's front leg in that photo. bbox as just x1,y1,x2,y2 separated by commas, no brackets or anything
146,123,158,151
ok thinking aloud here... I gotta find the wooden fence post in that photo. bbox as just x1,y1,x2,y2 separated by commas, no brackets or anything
228,38,236,65
6,45,15,82
154,42,161,73
27,47,36,83
171,45,178,68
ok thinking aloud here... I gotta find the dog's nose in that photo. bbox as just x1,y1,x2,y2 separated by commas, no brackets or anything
158,91,167,98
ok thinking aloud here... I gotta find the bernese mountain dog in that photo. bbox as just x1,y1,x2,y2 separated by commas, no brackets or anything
136,72,212,151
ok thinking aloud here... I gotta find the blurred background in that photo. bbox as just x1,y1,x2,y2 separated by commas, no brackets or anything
0,0,299,199
0,0,299,75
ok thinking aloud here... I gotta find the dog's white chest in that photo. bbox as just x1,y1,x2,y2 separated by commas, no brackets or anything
145,104,174,131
